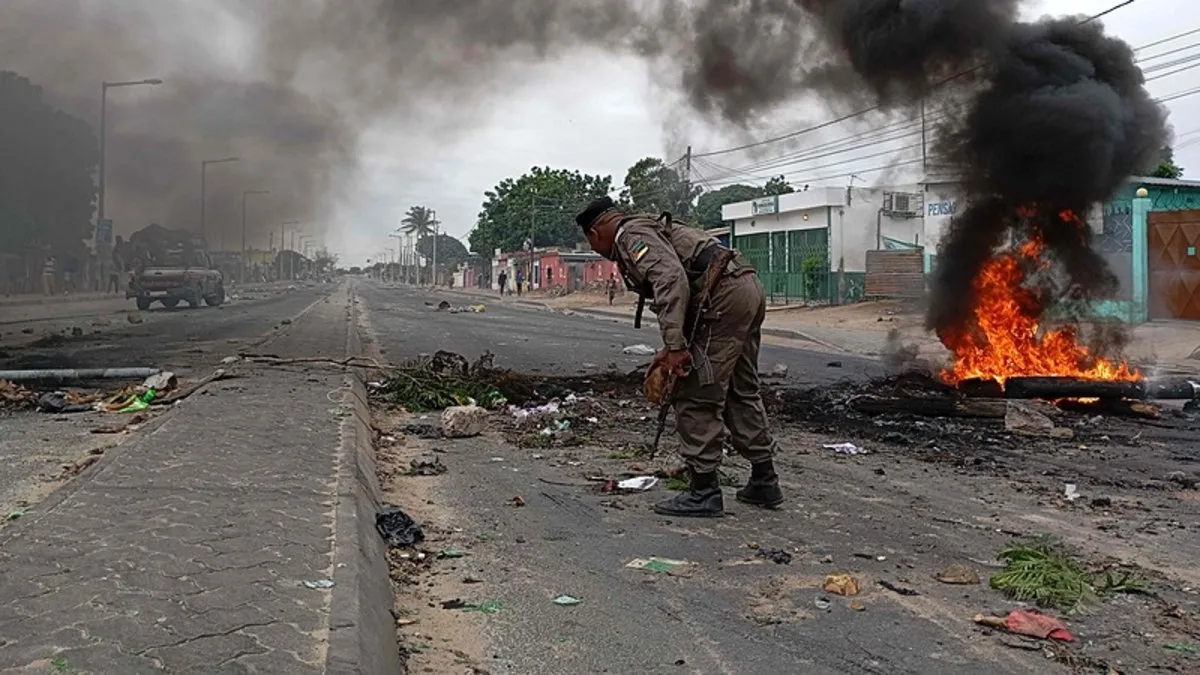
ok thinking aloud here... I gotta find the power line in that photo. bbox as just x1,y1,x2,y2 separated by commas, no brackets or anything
693,0,1144,160
1134,26,1200,53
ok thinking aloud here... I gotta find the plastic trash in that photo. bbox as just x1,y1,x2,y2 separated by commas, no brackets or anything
303,579,335,589
553,595,582,606
375,506,424,548
117,389,156,414
617,476,659,491
973,610,1075,642
622,344,657,356
1064,484,1080,502
823,442,868,455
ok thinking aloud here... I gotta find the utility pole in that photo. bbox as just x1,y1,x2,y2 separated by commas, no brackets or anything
920,99,928,172
431,210,438,287
680,145,693,218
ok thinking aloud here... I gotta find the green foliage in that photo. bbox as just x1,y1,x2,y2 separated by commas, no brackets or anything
620,157,702,217
415,234,470,270
470,166,614,255
801,255,825,298
0,71,98,254
691,176,793,229
1150,145,1184,179
400,205,438,239
990,537,1147,614
379,367,507,412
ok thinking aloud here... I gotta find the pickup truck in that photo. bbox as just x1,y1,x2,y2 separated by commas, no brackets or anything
127,251,225,311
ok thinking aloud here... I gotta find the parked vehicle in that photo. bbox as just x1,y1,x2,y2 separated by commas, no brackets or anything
126,225,225,310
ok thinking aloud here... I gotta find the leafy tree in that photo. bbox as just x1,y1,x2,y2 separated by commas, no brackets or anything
400,205,439,239
694,185,761,229
312,248,338,274
415,234,469,271
691,176,794,229
1151,146,1184,179
470,166,615,255
620,157,702,217
762,175,795,196
0,71,98,254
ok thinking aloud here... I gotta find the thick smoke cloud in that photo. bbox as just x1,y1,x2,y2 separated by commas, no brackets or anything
2,0,1166,323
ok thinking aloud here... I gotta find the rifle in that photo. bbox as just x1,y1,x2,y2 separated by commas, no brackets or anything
649,247,736,458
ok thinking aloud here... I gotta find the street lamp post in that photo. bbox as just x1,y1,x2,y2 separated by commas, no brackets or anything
280,220,299,280
201,157,239,244
98,78,163,225
241,190,269,283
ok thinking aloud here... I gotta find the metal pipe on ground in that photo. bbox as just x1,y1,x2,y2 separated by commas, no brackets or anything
0,368,161,384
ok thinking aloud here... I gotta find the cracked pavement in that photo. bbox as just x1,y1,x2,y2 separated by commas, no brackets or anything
0,284,372,674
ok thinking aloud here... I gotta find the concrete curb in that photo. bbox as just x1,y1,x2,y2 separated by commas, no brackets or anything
325,289,403,674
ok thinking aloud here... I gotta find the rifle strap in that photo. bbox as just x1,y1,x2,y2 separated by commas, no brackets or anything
634,293,646,329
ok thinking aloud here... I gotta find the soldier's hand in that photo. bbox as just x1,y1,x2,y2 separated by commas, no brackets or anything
653,349,692,377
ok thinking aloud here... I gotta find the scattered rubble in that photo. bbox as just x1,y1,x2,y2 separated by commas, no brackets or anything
622,344,657,356
409,454,447,476
974,610,1075,642
823,574,861,596
376,506,424,548
441,405,489,438
936,563,981,585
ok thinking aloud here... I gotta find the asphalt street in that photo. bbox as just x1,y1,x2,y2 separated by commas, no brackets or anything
0,283,334,531
363,283,885,385
363,282,1037,674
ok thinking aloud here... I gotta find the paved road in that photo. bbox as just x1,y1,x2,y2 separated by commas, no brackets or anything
0,283,335,548
362,283,1023,674
364,283,883,384
0,284,332,373
0,281,400,673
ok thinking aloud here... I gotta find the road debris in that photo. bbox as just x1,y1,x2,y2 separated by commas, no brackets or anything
303,579,336,589
553,595,582,606
378,352,507,411
626,557,694,576
1064,483,1081,502
989,537,1146,613
376,506,425,548
878,580,919,596
974,610,1075,642
37,392,95,414
510,496,526,507
759,364,789,379
409,454,447,476
436,549,467,559
92,412,149,434
1005,400,1074,439
0,380,37,409
616,476,658,491
755,548,793,565
823,574,861,596
814,597,832,611
0,367,162,384
935,563,981,585
441,405,489,438
622,344,657,356
823,442,868,455
141,371,178,393
402,423,439,439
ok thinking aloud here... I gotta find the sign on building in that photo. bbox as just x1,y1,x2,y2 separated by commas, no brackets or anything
95,219,113,245
751,197,777,215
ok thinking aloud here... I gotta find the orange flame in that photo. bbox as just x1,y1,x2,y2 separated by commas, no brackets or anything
940,228,1138,386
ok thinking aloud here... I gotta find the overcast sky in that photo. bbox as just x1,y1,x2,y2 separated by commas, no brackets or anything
329,0,1200,265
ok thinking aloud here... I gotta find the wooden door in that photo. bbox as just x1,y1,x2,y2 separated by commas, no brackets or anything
1148,210,1200,320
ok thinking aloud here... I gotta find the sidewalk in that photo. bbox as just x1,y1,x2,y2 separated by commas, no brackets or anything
0,291,116,308
0,283,399,674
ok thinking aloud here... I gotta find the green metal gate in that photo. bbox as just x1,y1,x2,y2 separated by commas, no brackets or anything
734,227,830,303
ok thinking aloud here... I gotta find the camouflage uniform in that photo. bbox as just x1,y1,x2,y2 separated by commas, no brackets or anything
610,215,778,477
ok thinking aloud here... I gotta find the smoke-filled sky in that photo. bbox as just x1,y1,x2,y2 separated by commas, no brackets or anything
1,0,1196,264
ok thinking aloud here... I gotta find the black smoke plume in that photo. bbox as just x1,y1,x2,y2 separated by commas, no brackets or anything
794,1,1166,341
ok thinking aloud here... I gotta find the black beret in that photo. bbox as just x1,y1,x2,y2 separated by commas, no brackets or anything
575,196,617,230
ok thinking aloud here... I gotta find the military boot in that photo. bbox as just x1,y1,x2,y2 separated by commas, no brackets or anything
735,460,784,508
653,470,724,518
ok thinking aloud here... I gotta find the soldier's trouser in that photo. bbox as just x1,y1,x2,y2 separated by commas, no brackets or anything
673,272,777,473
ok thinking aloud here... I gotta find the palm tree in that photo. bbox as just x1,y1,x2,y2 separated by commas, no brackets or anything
400,205,439,283
400,205,437,239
